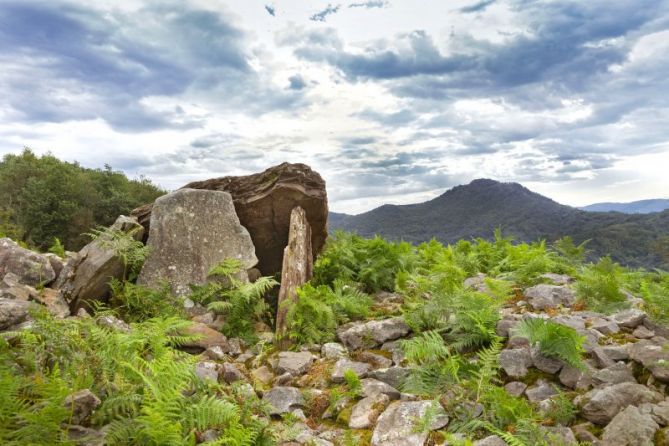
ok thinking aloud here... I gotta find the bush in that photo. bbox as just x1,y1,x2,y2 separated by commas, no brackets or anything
283,284,337,345
513,318,585,369
576,256,628,313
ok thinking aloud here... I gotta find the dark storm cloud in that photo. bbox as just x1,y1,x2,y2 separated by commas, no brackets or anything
310,4,341,22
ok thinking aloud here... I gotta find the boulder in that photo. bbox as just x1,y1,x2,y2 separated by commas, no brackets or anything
0,238,56,287
601,405,659,446
33,288,70,318
262,386,304,415
195,361,220,382
276,351,315,376
576,382,663,424
361,378,401,400
368,367,411,390
499,348,533,378
349,393,390,429
137,189,257,296
0,298,32,330
337,318,411,350
524,284,575,310
63,389,101,426
611,309,647,328
371,401,448,446
628,339,669,382
275,207,313,348
592,362,636,385
525,379,558,403
331,359,372,383
132,162,328,276
181,322,231,351
56,215,144,311
322,342,347,359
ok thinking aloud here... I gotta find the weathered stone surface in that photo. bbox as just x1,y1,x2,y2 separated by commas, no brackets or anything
474,435,508,446
63,389,101,425
195,361,220,382
331,359,372,383
589,317,620,335
276,351,315,376
0,298,32,330
603,345,630,361
525,379,558,403
611,309,647,328
0,238,56,286
66,425,105,446
56,215,144,311
531,347,564,374
361,378,401,400
132,162,328,275
628,339,669,382
368,367,411,390
499,348,532,378
559,364,593,390
593,362,636,385
540,273,574,285
602,405,659,446
358,351,393,369
263,386,304,415
251,365,274,386
182,322,231,351
34,288,70,318
633,325,655,339
275,207,313,348
576,382,663,425
322,342,347,359
137,189,257,296
504,381,527,397
524,284,575,310
349,393,390,429
371,401,448,446
337,318,411,350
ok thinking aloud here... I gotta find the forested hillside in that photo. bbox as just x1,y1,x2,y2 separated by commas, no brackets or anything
0,149,164,251
330,179,669,270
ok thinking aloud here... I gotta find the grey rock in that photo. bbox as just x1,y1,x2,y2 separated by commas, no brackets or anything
554,315,586,331
380,340,405,365
0,238,55,286
603,344,630,361
204,345,228,361
571,423,601,444
611,309,647,328
138,189,257,296
63,389,101,425
531,346,565,374
524,284,575,310
602,405,659,446
633,325,655,339
263,386,304,415
57,215,144,310
66,425,105,446
576,382,663,424
221,363,245,384
0,298,32,330
539,273,574,285
358,350,393,369
590,317,620,335
96,315,131,333
275,372,293,386
182,322,231,351
195,361,220,382
251,365,274,386
331,359,372,383
593,362,636,385
464,273,489,293
474,435,508,446
368,367,411,390
504,381,527,397
544,426,578,445
499,348,532,378
321,342,347,359
349,393,390,429
337,317,410,350
496,316,521,338
628,339,669,382
642,401,669,426
371,400,448,446
361,378,401,400
559,364,593,390
276,351,315,376
525,379,558,403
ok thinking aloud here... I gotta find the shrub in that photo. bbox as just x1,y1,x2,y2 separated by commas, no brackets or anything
576,256,628,313
513,318,585,369
283,284,337,345
108,279,183,322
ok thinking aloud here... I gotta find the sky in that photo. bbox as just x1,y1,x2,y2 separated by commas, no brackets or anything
1,0,668,214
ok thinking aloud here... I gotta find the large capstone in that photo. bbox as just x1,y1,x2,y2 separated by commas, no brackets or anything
132,162,328,275
137,189,257,296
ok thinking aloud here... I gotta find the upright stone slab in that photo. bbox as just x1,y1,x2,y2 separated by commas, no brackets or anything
56,215,144,312
275,207,313,349
137,189,257,297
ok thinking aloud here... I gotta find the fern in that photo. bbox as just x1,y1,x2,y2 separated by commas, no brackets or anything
576,256,628,313
513,318,585,369
87,225,148,281
284,284,337,345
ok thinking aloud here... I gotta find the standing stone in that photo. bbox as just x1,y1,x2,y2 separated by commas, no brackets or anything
137,189,257,296
132,163,328,276
0,238,56,287
56,215,144,311
275,207,313,349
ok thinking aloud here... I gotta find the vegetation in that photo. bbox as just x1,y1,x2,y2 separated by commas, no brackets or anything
513,318,586,369
0,149,164,251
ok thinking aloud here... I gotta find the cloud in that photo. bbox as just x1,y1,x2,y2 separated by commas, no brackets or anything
310,4,341,22
349,1,388,9
459,0,496,13
288,74,307,90
264,4,276,16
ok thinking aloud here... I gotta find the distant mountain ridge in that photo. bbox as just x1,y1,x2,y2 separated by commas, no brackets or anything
580,199,669,214
328,179,669,269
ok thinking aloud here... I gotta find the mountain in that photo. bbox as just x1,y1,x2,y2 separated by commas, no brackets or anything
329,179,669,269
580,199,669,214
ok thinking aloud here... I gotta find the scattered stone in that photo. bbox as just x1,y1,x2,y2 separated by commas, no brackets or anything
367,367,411,390
499,348,532,378
576,382,663,424
204,346,228,361
603,345,630,361
531,347,565,374
611,309,647,328
601,405,659,446
628,339,669,382
496,316,520,338
464,273,489,293
138,189,258,296
474,435,508,446
371,401,449,446
331,359,372,383
276,351,315,376
182,322,231,351
0,237,56,286
0,298,32,330
349,393,390,429
357,351,393,369
63,389,101,425
96,315,131,333
66,425,105,446
221,363,245,384
252,366,274,386
571,423,600,444
275,372,293,386
236,352,254,363
56,216,144,310
593,362,636,385
195,361,220,382
263,386,304,415
633,325,655,339
590,317,620,335
337,317,411,350
361,378,401,400
322,342,347,359
380,340,405,365
539,273,574,285
553,315,586,331
504,381,527,397
525,379,558,403
544,426,578,445
559,364,593,390
524,284,575,310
